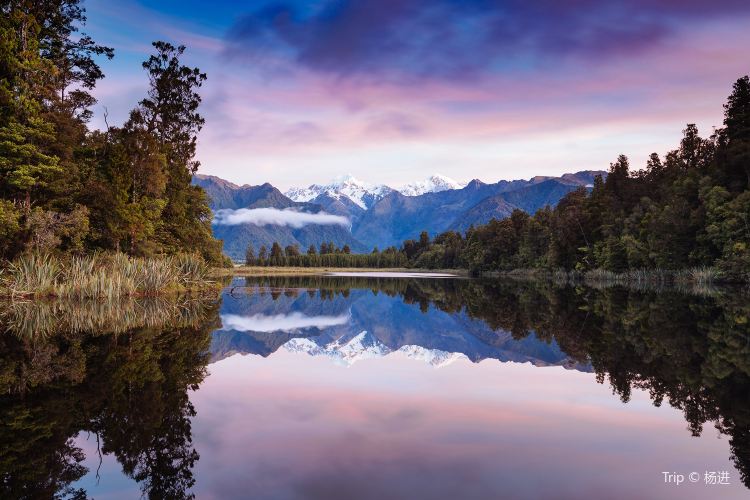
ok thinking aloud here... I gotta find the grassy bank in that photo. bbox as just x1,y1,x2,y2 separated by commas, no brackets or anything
0,253,218,299
212,266,467,277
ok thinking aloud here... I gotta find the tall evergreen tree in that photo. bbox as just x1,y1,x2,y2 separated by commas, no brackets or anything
135,41,222,262
245,244,255,265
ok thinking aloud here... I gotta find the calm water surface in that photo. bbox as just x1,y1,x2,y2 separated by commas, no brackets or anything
1,276,748,499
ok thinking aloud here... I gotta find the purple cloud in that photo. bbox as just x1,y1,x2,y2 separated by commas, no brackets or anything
224,0,750,81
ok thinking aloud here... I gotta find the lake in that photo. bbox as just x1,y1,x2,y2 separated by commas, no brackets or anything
1,275,748,499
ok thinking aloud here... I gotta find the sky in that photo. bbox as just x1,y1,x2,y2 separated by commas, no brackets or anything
83,0,750,190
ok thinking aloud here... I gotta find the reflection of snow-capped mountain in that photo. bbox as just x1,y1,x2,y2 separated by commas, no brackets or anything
285,174,393,210
283,330,468,367
396,345,468,367
398,174,466,197
210,285,590,370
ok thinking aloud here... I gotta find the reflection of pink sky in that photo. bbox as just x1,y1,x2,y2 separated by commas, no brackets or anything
184,352,746,500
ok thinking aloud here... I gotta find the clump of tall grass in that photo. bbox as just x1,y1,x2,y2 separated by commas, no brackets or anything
174,252,210,285
583,267,721,286
137,257,179,293
0,252,215,299
581,266,722,295
2,253,60,296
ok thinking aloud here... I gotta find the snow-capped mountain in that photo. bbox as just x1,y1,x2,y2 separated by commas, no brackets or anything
284,173,467,209
398,174,466,197
282,330,468,367
197,170,606,258
285,174,394,210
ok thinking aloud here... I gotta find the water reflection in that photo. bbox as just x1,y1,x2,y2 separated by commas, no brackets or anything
219,276,750,492
0,276,748,498
213,278,580,369
0,297,218,499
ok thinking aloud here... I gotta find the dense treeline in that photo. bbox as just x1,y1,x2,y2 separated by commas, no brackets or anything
245,240,409,268
256,76,750,281
0,1,225,264
406,76,750,280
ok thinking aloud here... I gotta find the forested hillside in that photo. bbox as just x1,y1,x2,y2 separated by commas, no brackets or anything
0,1,224,263
259,75,750,282
403,76,750,280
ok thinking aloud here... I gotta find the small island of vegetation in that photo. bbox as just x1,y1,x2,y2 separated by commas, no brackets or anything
0,2,228,297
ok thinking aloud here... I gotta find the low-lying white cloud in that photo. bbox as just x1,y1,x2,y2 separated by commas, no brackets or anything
213,207,349,228
221,312,350,332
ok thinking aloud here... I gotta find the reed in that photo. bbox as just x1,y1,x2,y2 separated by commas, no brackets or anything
175,252,211,285
675,266,720,286
0,252,215,299
2,253,60,296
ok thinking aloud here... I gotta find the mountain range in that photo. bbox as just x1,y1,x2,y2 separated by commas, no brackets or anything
194,170,605,260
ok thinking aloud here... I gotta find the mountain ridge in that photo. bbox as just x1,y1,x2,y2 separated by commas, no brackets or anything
194,170,606,259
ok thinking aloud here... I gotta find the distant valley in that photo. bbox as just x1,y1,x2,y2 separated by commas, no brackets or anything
194,171,605,260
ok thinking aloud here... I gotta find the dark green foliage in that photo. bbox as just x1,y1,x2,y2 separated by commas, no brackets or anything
252,242,408,268
0,1,224,263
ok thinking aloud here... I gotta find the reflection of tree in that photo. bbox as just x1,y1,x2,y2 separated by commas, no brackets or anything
455,282,750,489
3,277,749,492
243,275,750,488
0,299,218,499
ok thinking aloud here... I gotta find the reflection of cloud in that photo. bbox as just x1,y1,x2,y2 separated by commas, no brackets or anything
213,208,349,227
221,312,350,332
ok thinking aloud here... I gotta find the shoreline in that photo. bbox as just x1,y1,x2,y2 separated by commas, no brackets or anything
211,266,469,277
210,266,747,296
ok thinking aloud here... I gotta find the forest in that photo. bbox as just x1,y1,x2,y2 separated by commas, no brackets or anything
0,1,225,268
255,75,750,282
244,241,409,269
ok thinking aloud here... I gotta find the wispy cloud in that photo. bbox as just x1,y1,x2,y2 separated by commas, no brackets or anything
221,312,350,332
213,207,349,227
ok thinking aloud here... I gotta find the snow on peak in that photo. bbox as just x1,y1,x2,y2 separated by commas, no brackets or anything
282,333,469,368
331,173,361,186
398,174,466,197
396,345,469,368
285,173,467,208
283,330,389,366
285,174,393,210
